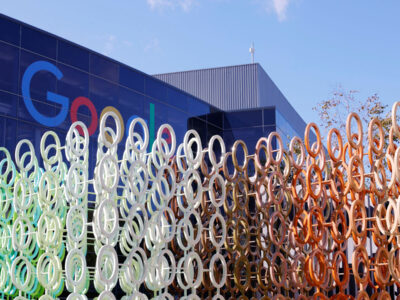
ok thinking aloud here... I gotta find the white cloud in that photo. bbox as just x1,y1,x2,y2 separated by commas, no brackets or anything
146,0,291,20
180,0,196,12
147,0,173,10
146,0,196,12
98,34,133,56
255,0,291,21
272,0,289,21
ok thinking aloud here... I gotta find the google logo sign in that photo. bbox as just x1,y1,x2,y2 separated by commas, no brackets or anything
21,60,165,146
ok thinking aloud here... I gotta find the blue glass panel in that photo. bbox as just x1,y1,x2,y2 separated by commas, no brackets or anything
21,26,56,59
90,54,119,82
224,127,264,150
207,112,223,129
0,42,19,93
277,128,289,148
119,87,144,120
145,77,167,102
119,66,144,93
0,91,17,117
57,63,89,102
187,97,210,120
63,111,93,133
224,110,262,129
89,76,119,108
17,120,42,151
4,118,17,151
276,109,302,139
263,108,275,126
207,124,222,142
142,96,152,123
264,126,276,149
17,96,58,125
0,16,20,46
188,117,207,146
58,40,89,71
166,106,188,145
53,128,67,150
0,118,5,147
263,125,276,136
152,101,169,131
166,87,188,111
222,130,235,151
56,111,72,132
20,50,57,103
88,139,97,174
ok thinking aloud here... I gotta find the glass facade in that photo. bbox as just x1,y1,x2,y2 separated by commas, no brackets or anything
223,107,275,151
276,109,303,147
0,13,320,300
0,13,309,170
0,14,226,172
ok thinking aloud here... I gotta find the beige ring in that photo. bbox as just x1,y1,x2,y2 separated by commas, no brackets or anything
346,112,363,149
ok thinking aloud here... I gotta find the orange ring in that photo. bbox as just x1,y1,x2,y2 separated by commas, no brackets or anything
289,136,305,169
290,253,306,290
268,171,285,205
347,154,365,193
332,250,349,288
305,122,322,158
267,131,284,166
292,170,308,206
355,291,370,300
374,246,390,286
327,128,343,163
389,246,400,283
388,126,397,155
293,210,309,245
330,167,345,204
372,156,387,198
270,252,287,289
268,211,286,247
352,245,370,284
330,209,348,244
307,206,324,244
368,117,384,155
306,163,323,199
312,292,328,300
392,101,400,136
256,179,270,211
350,199,367,238
377,291,391,300
346,112,363,149
306,249,326,286
255,137,269,171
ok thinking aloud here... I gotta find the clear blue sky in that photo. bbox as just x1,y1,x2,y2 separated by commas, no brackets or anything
2,0,400,125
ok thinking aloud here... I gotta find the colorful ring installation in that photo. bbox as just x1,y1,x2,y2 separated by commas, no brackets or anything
3,103,400,298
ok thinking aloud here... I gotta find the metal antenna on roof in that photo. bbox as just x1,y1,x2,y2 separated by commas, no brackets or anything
249,42,255,63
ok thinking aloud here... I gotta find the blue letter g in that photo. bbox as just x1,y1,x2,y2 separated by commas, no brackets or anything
22,61,69,127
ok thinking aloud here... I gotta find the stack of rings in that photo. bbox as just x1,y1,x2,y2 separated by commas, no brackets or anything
65,121,89,298
2,102,400,298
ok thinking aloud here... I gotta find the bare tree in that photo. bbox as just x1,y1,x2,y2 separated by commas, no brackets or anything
313,86,391,145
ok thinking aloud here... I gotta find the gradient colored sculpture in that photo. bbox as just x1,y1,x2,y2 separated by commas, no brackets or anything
1,102,400,299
